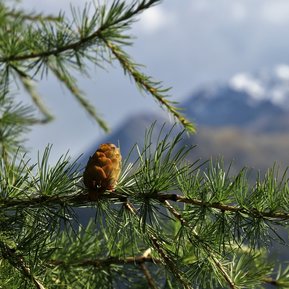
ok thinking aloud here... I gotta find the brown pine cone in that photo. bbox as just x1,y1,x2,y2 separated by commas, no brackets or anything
83,143,122,192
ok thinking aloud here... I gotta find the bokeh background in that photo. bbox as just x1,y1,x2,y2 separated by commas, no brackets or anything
18,0,289,164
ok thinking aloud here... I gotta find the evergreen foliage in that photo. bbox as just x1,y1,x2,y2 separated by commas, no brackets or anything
0,1,289,288
0,0,194,133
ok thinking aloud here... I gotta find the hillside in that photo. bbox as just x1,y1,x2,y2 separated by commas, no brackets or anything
82,114,289,176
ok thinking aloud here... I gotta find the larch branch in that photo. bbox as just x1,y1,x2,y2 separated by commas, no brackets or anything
49,255,161,267
1,190,289,221
0,0,159,63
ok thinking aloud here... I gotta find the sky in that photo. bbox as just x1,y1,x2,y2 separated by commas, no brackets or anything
16,0,289,163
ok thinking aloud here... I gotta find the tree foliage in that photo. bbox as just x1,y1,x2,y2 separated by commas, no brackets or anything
0,1,289,289
0,0,194,133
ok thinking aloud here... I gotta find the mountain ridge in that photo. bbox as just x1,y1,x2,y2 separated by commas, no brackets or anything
82,66,289,170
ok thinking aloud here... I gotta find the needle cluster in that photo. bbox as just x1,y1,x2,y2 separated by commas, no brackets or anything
1,123,289,288
0,0,194,132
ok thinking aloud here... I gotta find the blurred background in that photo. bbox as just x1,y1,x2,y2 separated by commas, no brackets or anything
18,0,289,173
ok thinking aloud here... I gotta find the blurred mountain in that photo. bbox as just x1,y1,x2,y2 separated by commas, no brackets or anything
83,66,289,172
184,67,289,133
83,114,289,174
184,85,284,132
81,113,170,164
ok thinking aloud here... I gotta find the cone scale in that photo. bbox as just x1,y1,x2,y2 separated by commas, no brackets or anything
83,143,122,193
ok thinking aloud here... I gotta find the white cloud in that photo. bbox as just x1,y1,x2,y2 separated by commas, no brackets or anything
275,65,289,81
137,5,175,34
271,88,288,105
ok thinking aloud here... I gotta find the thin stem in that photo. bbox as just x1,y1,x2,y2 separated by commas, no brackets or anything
163,201,237,289
49,255,161,267
262,277,282,287
0,242,46,289
101,39,195,133
121,198,192,289
48,256,283,288
158,193,289,220
148,233,192,289
4,9,63,22
139,263,158,289
2,191,289,221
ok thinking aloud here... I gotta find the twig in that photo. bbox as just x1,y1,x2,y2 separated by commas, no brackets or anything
262,277,279,286
163,200,237,289
2,191,289,221
139,262,158,289
5,10,63,22
49,255,161,267
148,234,192,289
17,72,54,123
100,39,195,133
122,198,192,289
48,255,283,288
0,242,46,289
158,193,289,220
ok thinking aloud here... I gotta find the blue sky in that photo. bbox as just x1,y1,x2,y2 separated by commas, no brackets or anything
18,0,289,162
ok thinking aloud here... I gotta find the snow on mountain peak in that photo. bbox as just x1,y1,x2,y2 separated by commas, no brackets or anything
229,66,289,109
229,73,265,100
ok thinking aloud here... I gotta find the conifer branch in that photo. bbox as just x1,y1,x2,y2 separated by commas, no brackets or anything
157,193,289,220
262,276,289,287
2,0,287,287
47,255,284,288
0,0,161,63
100,38,195,133
0,0,194,133
121,197,192,288
4,9,63,22
48,61,109,132
14,69,54,123
0,242,46,289
148,234,192,289
2,191,288,221
49,255,161,267
163,200,237,289
139,263,158,289
262,277,278,286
